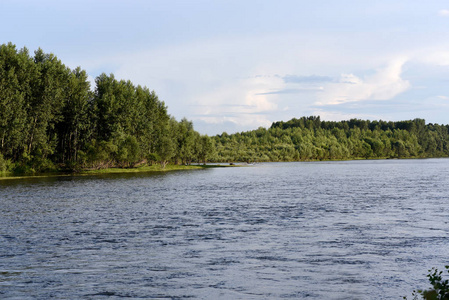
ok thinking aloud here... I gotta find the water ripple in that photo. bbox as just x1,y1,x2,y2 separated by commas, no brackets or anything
1,159,449,299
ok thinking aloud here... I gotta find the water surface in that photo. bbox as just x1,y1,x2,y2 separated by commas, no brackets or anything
1,159,449,299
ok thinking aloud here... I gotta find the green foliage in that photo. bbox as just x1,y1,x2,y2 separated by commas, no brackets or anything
116,135,141,167
0,43,215,173
420,266,449,300
146,153,160,165
406,266,449,300
156,135,176,168
197,135,214,165
214,117,449,162
0,153,12,173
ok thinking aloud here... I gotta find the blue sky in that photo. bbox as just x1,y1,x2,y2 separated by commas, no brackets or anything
2,0,449,135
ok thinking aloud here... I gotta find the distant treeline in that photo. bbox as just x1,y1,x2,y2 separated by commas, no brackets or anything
214,116,449,162
0,43,214,173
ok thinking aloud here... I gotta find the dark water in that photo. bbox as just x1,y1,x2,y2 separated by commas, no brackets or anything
1,159,449,299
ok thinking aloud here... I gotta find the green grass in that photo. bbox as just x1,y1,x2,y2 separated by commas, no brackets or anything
0,164,233,181
80,164,205,174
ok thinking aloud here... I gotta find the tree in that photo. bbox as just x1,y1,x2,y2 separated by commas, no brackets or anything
156,135,176,168
56,67,92,165
116,135,141,167
176,118,196,165
196,135,215,165
0,43,212,172
27,49,70,160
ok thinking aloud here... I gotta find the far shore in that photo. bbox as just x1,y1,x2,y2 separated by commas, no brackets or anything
0,164,235,181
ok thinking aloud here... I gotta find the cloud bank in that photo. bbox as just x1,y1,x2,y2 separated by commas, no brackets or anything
439,9,449,16
77,29,449,135
317,58,411,105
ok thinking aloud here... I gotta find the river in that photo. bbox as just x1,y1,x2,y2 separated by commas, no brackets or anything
1,159,449,299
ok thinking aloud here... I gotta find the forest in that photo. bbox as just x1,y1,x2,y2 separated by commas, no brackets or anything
2,42,449,174
213,116,449,162
0,43,214,174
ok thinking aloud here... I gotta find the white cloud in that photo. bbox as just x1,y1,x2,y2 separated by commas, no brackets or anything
243,76,282,112
190,75,283,128
420,51,449,66
193,77,282,112
196,114,273,129
312,110,381,122
316,58,410,105
339,73,362,85
438,9,449,16
74,30,449,133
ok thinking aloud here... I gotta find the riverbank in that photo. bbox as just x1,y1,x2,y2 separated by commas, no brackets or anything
0,164,233,181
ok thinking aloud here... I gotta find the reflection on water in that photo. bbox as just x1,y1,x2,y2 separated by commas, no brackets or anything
1,159,449,299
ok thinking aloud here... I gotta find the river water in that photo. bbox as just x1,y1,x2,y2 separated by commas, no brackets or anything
1,159,449,299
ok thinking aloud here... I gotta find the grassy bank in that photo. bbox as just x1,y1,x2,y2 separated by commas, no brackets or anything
0,164,232,181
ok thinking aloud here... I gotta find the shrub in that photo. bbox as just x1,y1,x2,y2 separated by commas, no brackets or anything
0,153,12,173
406,266,449,300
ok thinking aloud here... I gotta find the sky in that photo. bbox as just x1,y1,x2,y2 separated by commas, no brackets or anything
2,0,449,135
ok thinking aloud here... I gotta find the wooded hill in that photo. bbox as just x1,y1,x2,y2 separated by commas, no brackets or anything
213,116,449,162
0,43,214,173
